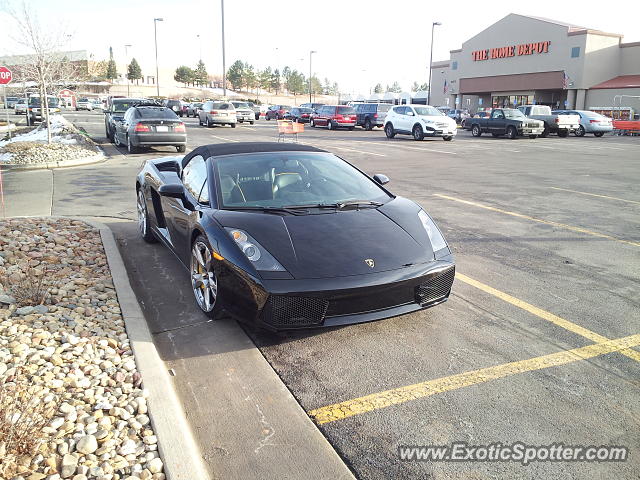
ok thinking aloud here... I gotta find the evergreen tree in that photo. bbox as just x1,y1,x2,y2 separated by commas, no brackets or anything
388,81,402,93
127,58,142,85
227,60,244,90
259,67,273,92
373,83,383,94
194,60,208,87
174,66,194,86
105,46,117,81
271,68,281,95
286,70,305,98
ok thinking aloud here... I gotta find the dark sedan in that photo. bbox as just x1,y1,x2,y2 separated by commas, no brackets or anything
104,98,147,142
265,105,291,120
135,142,455,330
285,107,314,123
114,105,187,154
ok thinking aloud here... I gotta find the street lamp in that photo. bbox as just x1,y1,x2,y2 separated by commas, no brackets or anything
153,18,163,97
124,44,132,97
427,21,441,106
309,50,317,103
221,0,227,97
196,34,202,62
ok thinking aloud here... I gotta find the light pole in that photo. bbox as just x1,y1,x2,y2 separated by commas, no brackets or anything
221,0,227,98
124,44,132,97
153,18,163,97
309,50,317,103
427,21,441,106
196,34,202,62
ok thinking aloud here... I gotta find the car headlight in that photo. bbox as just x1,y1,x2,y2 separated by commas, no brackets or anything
422,118,434,124
226,228,286,272
418,210,448,254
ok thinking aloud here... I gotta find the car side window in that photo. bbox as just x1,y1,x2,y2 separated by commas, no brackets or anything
198,180,209,205
182,155,208,201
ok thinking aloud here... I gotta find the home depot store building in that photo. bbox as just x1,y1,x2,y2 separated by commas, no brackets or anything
429,14,640,117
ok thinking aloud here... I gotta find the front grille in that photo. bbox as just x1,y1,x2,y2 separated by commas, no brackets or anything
415,267,455,306
436,123,449,128
260,295,329,328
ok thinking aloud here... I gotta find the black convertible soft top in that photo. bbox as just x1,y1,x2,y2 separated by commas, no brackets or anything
182,142,327,168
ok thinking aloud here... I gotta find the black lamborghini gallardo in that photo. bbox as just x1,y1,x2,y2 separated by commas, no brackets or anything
135,142,455,330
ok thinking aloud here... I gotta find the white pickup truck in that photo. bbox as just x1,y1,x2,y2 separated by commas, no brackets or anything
517,105,580,137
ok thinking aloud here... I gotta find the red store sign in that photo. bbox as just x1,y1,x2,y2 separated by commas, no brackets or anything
472,41,551,61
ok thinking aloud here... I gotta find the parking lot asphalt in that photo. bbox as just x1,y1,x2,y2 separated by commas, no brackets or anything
3,108,639,479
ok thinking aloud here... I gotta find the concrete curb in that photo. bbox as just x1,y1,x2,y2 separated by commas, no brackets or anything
87,219,211,480
1,151,107,171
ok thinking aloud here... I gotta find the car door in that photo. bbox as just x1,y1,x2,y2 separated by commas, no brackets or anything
164,154,208,264
490,109,506,134
392,106,408,131
115,108,131,145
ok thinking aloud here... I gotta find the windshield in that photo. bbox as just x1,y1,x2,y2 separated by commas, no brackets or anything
216,152,390,209
233,102,249,108
212,102,232,110
414,106,443,116
504,109,526,119
112,101,141,113
337,106,356,115
28,97,59,107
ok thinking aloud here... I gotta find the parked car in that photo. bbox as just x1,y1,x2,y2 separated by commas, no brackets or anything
284,107,314,123
186,102,203,117
230,101,255,124
354,103,391,130
553,109,613,137
5,97,20,109
265,105,291,120
14,98,28,115
468,108,544,139
310,105,356,130
517,105,580,137
247,102,261,120
198,101,237,127
91,99,104,111
163,99,183,117
113,105,186,154
446,109,470,124
300,102,325,112
28,95,61,121
135,142,455,329
76,98,94,111
384,105,457,141
104,98,148,142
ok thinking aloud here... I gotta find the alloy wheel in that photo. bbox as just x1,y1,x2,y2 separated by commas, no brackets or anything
137,190,147,236
191,241,218,313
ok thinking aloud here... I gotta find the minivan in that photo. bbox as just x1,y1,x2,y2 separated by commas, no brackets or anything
310,105,357,130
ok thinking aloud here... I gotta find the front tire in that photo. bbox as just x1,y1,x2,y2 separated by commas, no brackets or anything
471,125,482,137
443,136,453,141
310,119,315,127
594,132,604,137
231,123,236,128
412,124,424,141
575,125,585,137
384,123,395,138
558,129,569,138
327,120,334,130
191,236,223,318
507,126,518,139
137,189,157,244
364,118,372,131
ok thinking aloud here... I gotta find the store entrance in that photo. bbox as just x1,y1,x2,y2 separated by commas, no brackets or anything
492,94,533,108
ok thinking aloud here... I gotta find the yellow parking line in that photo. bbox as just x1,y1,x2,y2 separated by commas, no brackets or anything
456,273,640,363
308,333,640,424
433,193,640,247
549,187,640,206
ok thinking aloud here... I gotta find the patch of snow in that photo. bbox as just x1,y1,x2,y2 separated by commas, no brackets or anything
0,152,13,163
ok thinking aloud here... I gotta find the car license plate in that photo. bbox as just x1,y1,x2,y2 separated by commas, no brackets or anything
156,126,169,132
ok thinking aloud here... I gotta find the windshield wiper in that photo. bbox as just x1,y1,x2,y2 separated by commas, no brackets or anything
284,201,383,211
223,205,311,216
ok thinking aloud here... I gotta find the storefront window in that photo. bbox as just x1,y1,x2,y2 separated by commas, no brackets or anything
491,95,533,108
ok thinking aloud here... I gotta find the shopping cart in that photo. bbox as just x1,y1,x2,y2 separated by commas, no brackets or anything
276,120,304,142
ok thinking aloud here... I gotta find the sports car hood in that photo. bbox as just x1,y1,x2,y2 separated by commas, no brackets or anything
216,197,435,279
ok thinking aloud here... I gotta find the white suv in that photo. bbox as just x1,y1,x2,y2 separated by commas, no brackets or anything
384,104,457,141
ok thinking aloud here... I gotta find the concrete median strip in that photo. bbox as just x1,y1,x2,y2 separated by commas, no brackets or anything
90,220,211,480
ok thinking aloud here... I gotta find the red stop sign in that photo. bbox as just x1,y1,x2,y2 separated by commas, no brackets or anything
0,67,12,85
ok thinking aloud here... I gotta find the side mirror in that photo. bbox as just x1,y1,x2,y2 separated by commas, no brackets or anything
373,174,390,185
158,183,185,198
406,111,414,116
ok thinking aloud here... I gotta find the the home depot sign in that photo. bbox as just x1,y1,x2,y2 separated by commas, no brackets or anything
472,41,551,61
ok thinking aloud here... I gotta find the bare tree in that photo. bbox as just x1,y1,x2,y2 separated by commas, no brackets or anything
2,1,79,143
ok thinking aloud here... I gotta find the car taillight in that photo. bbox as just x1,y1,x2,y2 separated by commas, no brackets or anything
555,118,560,123
210,110,218,114
373,113,378,118
336,115,344,120
134,124,150,132
590,119,600,123
174,123,186,132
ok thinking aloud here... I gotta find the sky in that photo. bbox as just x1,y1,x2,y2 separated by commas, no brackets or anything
1,0,639,94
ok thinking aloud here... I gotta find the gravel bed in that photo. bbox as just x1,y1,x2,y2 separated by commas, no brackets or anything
0,218,164,480
0,116,102,166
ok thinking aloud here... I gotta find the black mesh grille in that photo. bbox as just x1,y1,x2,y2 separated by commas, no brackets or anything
260,295,329,328
415,267,455,305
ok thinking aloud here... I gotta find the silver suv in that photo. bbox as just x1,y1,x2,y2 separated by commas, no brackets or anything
231,101,255,124
198,101,237,128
